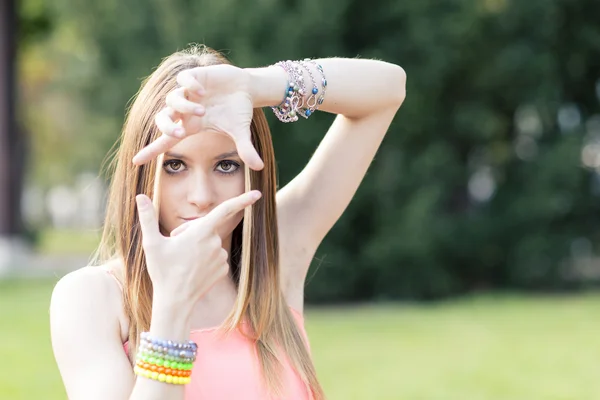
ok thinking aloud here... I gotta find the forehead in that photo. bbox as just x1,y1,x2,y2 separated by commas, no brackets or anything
167,131,237,158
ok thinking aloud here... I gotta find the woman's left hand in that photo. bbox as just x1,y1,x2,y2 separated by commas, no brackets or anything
132,64,264,170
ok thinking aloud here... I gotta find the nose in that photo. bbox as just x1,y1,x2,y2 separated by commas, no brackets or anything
187,170,215,212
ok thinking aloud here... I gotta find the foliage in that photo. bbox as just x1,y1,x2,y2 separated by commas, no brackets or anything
19,0,600,300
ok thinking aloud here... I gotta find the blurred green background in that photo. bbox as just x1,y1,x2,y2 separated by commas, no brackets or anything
1,0,600,398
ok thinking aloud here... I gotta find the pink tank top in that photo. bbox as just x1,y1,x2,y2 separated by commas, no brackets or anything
108,270,312,399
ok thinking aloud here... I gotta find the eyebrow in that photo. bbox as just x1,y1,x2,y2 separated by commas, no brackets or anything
213,150,239,160
164,150,240,161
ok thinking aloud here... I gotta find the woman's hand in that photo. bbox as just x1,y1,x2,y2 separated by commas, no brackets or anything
132,64,264,170
135,190,262,303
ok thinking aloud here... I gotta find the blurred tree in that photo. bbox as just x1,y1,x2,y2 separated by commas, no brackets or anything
0,0,53,271
0,0,29,273
0,0,22,238
23,0,600,299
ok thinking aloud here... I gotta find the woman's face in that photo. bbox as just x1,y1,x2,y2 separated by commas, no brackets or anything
158,131,246,242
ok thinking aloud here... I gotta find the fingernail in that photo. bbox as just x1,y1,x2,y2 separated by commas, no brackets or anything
173,128,185,138
194,107,204,116
136,195,150,210
251,191,262,200
197,89,205,96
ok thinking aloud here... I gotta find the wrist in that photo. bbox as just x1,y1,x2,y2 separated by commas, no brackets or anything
247,65,288,108
152,291,194,323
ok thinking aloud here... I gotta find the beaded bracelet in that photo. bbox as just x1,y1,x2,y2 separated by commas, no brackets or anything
271,59,327,123
271,60,306,123
305,59,327,109
139,336,197,363
136,353,195,370
134,365,192,385
297,60,319,119
134,332,198,385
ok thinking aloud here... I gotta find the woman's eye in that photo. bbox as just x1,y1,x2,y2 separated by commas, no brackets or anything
216,160,240,174
163,160,184,173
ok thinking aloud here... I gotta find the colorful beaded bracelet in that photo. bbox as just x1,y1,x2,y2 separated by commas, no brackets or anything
136,360,192,377
135,355,194,370
134,365,192,385
134,332,198,385
139,337,197,363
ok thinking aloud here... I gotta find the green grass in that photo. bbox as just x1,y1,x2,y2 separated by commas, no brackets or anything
308,295,600,400
1,278,599,399
0,279,65,399
36,229,101,255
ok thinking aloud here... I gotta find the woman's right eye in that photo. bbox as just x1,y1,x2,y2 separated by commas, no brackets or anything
163,160,185,174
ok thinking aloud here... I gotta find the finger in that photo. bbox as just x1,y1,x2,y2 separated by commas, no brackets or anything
235,135,264,171
166,87,205,117
155,107,185,139
170,222,191,237
136,195,161,245
198,190,262,232
177,69,205,96
132,134,180,165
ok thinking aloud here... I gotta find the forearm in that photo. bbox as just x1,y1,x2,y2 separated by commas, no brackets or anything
128,296,193,400
248,57,406,119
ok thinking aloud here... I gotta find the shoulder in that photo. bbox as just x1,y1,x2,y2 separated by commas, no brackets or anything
50,262,127,343
51,264,122,308
50,263,136,399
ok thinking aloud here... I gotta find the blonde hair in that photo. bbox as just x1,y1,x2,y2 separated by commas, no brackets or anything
93,45,324,399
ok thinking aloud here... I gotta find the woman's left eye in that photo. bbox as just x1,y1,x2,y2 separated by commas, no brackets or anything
216,160,240,174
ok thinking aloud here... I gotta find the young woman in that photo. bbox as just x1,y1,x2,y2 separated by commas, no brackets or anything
50,45,406,400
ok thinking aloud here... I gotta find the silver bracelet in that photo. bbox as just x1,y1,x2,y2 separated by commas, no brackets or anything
306,59,327,109
271,60,306,123
297,60,319,119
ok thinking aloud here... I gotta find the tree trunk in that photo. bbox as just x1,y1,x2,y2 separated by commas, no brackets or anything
0,0,29,273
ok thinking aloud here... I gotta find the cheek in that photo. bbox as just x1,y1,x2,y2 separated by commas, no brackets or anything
228,172,245,194
215,171,247,235
216,172,245,201
158,179,185,231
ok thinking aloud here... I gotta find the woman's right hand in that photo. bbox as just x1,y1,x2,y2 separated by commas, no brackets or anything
132,65,264,171
135,190,262,304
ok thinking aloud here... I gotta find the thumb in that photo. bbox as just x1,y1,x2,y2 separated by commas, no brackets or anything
136,195,160,245
234,134,264,171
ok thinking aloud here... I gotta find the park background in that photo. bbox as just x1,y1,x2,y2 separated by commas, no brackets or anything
1,0,600,398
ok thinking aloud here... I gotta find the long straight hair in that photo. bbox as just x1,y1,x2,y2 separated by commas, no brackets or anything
93,45,324,399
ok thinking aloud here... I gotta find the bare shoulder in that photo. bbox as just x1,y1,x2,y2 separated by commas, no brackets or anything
50,263,134,399
51,264,122,313
50,262,127,344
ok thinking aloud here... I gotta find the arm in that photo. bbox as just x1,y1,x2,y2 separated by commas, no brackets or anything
250,57,406,118
50,267,194,400
248,58,406,291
